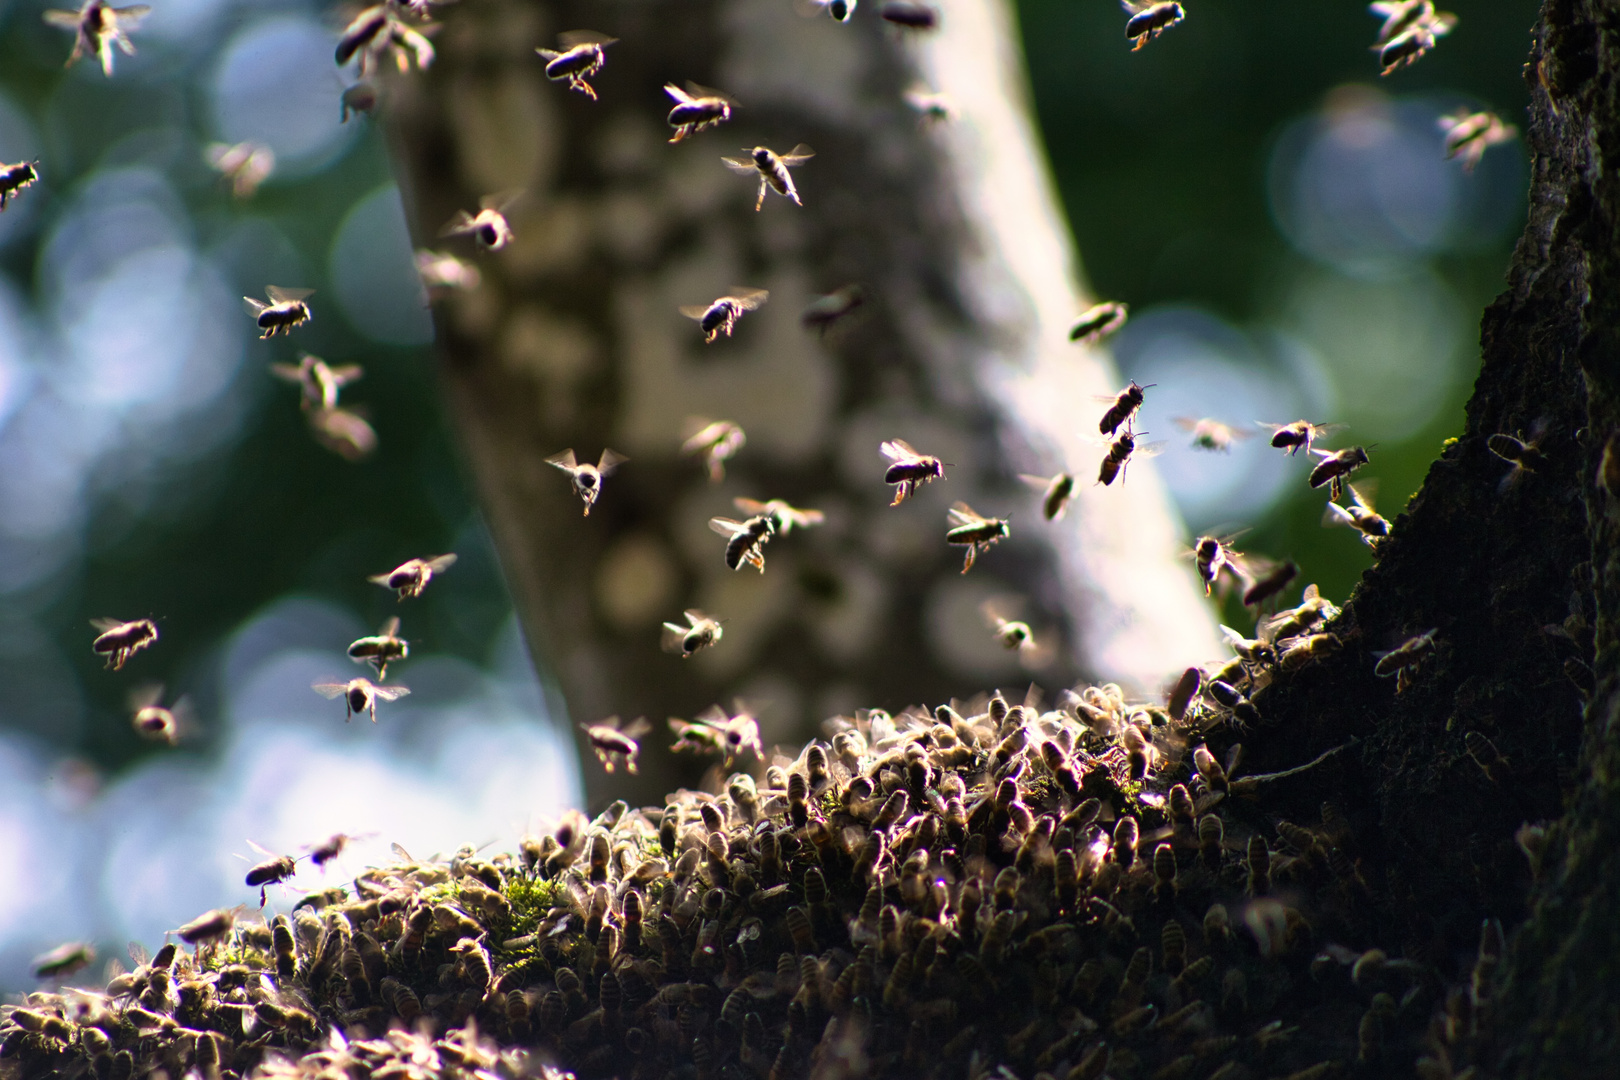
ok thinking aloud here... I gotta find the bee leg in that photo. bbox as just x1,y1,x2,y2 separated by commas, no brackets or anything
755,181,767,212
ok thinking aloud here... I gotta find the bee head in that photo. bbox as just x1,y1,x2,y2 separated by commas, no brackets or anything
752,147,771,167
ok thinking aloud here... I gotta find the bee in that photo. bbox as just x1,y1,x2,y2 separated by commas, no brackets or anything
1440,110,1516,172
535,30,617,99
881,439,947,504
415,249,480,297
1322,482,1390,546
661,609,724,657
32,942,95,979
336,4,433,74
801,284,865,332
580,715,652,773
307,405,377,461
546,448,628,516
803,0,857,23
91,617,157,670
243,286,314,338
441,192,520,251
734,497,825,535
902,86,956,123
243,840,301,906
682,419,746,482
710,514,777,572
1375,6,1455,74
723,145,814,210
369,553,457,600
1373,629,1437,692
0,161,39,210
1369,0,1437,45
1166,666,1201,722
1257,419,1344,457
1097,429,1165,487
128,683,191,745
669,704,763,768
1242,559,1297,608
1487,426,1548,490
175,907,240,945
681,288,769,343
205,141,274,199
1069,301,1129,345
879,0,938,29
945,502,1010,573
981,599,1041,657
1220,623,1276,669
1097,380,1154,436
1121,1,1184,50
43,0,149,76
312,676,411,722
1187,533,1245,595
1173,416,1252,453
1309,446,1371,500
1018,471,1076,521
270,353,362,411
347,616,409,679
1279,632,1341,671
335,5,389,66
304,832,374,867
664,82,737,143
1193,742,1240,796
1261,582,1339,640
340,81,377,122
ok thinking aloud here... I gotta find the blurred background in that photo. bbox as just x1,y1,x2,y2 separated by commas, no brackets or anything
0,0,1532,989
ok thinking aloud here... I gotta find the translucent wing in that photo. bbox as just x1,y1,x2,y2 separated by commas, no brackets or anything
439,210,477,237
660,623,690,653
733,498,768,515
268,363,305,383
327,364,364,386
1321,502,1357,528
947,501,987,526
372,685,411,702
42,9,81,27
695,703,730,726
367,571,393,585
881,438,921,462
622,716,652,739
480,188,523,212
723,157,757,174
424,553,458,572
90,617,124,631
558,29,616,46
378,616,400,636
1347,480,1379,510
678,304,711,319
265,286,314,303
686,81,734,103
312,681,350,699
535,47,561,60
113,5,152,20
597,448,628,473
684,609,711,625
780,144,815,165
663,82,694,104
246,839,278,857
242,296,269,316
1134,440,1169,460
127,683,164,710
730,288,769,310
545,448,578,471
783,505,825,528
709,517,749,538
1019,473,1055,490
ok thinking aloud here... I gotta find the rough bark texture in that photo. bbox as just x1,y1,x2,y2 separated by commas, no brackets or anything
381,0,1219,809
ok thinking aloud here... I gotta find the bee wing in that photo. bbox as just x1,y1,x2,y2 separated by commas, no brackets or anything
1119,0,1147,11
439,210,477,237
695,703,730,726
113,4,151,21
557,28,616,46
1254,421,1290,433
424,553,457,572
326,364,364,386
623,716,652,739
597,448,628,473
480,188,524,212
947,501,986,526
663,82,694,104
373,685,411,701
89,617,124,631
709,517,748,537
309,407,376,460
1321,502,1356,528
1347,479,1379,509
265,286,314,303
881,438,921,462
312,681,350,699
42,9,81,27
378,616,401,637
1018,472,1056,491
535,47,561,60
730,288,769,310
686,81,735,103
779,144,814,165
242,296,270,316
268,362,305,383
1171,416,1201,432
678,304,712,320
127,682,164,710
684,609,711,626
366,572,394,586
246,839,278,858
732,497,768,515
723,157,757,174
1134,440,1169,460
545,448,578,471
660,623,690,653
785,505,825,528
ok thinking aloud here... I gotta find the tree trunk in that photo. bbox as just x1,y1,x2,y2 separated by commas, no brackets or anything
382,0,1219,808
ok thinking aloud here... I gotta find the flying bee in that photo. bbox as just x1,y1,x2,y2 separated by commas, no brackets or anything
1070,301,1129,345
1257,420,1344,457
681,418,746,483
1097,429,1165,487
1309,446,1371,500
880,0,938,29
734,497,825,535
0,161,38,211
580,715,652,774
347,616,409,679
415,250,480,298
1186,533,1245,596
547,447,628,516
175,907,241,946
723,144,814,210
881,438,947,504
661,609,723,657
32,942,95,979
1173,416,1252,453
1261,582,1339,641
1440,110,1516,172
1374,628,1437,692
91,617,157,671
1464,731,1508,782
1018,471,1076,521
303,832,375,868
369,553,456,600
535,30,617,99
307,405,377,461
801,284,865,332
669,704,764,768
710,514,777,572
1487,425,1549,490
1369,0,1436,46
681,287,769,343
205,141,275,199
128,683,192,745
664,82,736,142
335,4,389,65
800,0,856,22
43,0,150,76
441,192,520,251
340,81,377,121
1377,10,1455,74
1096,380,1153,436
1166,666,1201,722
312,676,411,722
1121,1,1184,50
243,286,314,338
1322,482,1390,546
335,4,433,74
945,502,1010,573
980,598,1048,665
1242,559,1298,609
902,86,955,124
243,840,302,906
270,353,362,411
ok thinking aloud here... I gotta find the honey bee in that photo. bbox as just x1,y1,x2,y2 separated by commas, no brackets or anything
945,502,1009,573
32,942,95,979
1369,0,1435,45
664,82,737,142
981,599,1040,656
415,250,480,298
1097,429,1165,487
303,831,374,867
43,0,149,76
802,0,857,22
1260,582,1339,640
1173,416,1252,453
546,448,628,516
0,161,39,210
1018,471,1076,521
175,907,240,945
1278,632,1341,671
580,715,651,773
1069,301,1129,345
312,676,411,722
669,704,763,768
1166,666,1201,722
1373,629,1437,692
801,284,866,332
1187,533,1245,596
1440,110,1516,172
270,353,362,411
335,5,389,66
681,288,769,343
1121,1,1184,50
1220,623,1276,669
243,286,314,338
1322,482,1390,546
369,553,456,600
733,498,825,535
901,87,955,124
881,439,947,504
661,609,724,657
336,4,433,74
307,405,378,461
710,514,777,572
879,1,938,29
91,617,157,670
205,141,274,199
1242,559,1297,608
1257,420,1344,457
1377,10,1455,74
128,683,191,745
347,616,409,679
1463,731,1507,782
535,31,617,99
1097,381,1153,436
1487,426,1548,490
340,81,377,122
1309,446,1371,500
723,145,814,210
441,192,520,251
243,840,301,906
682,419,746,482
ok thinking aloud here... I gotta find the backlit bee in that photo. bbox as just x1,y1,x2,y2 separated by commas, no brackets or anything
902,86,955,124
441,192,520,251
734,497,825,535
1097,380,1153,436
243,286,314,338
580,715,652,774
1369,0,1437,45
1374,628,1437,693
1166,666,1201,722
1242,559,1298,609
682,418,746,482
1069,301,1128,345
243,840,301,906
43,0,150,76
1174,416,1252,453
335,4,433,74
304,831,374,867
801,284,865,332
1309,446,1371,500
347,616,409,679
369,553,456,600
881,439,946,504
341,81,378,121
1278,632,1341,671
1188,533,1245,596
1220,623,1276,669
535,30,617,100
1018,471,1076,521
710,514,776,572
1487,425,1548,491
1377,8,1455,74
664,82,736,143
879,0,938,29
91,617,157,670
661,609,723,657
307,405,377,461
723,145,814,210
1463,730,1507,782
802,0,856,22
547,448,628,516
128,683,191,745
1440,110,1516,172
270,353,362,411
1121,1,1184,50
681,288,769,343
1097,429,1165,487
945,502,1009,573
1257,419,1344,457
415,250,480,298
669,704,764,768
175,907,240,946
981,599,1044,661
1208,678,1261,729
0,161,39,211
1322,482,1390,547
312,676,411,722
32,942,95,979
206,141,275,199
